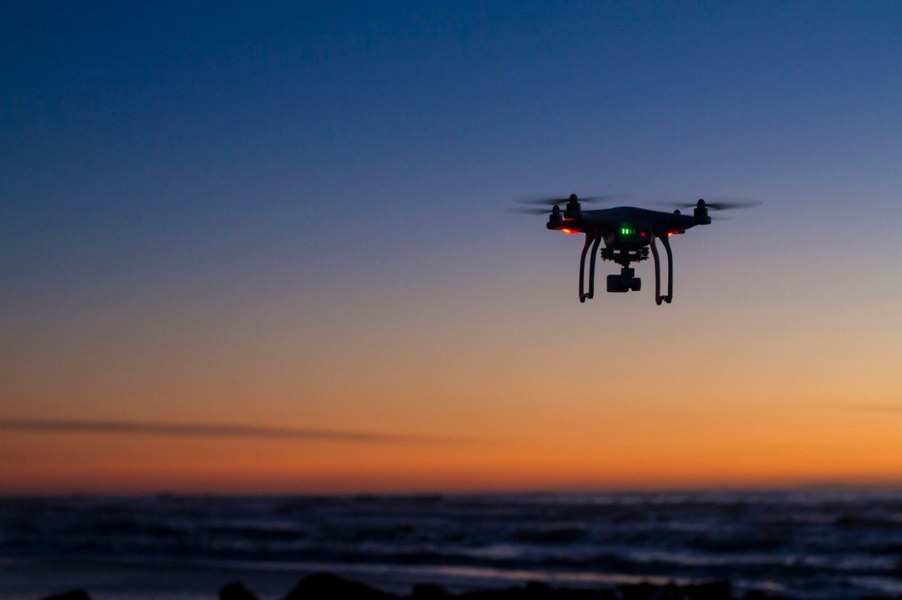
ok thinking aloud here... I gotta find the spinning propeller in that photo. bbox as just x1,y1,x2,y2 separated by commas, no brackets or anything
508,193,623,215
652,198,761,221
659,198,762,211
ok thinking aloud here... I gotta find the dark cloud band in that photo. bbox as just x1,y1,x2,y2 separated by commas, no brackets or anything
856,405,902,413
0,418,453,443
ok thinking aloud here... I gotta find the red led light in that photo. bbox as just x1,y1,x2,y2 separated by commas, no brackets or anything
562,228,577,234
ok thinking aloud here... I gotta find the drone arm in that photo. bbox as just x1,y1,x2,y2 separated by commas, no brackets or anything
578,231,595,303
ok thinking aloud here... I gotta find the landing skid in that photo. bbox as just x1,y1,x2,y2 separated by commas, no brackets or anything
649,235,673,305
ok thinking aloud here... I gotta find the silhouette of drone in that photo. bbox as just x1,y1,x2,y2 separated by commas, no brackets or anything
514,194,758,304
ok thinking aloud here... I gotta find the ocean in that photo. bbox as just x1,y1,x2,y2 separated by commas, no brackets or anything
1,490,901,600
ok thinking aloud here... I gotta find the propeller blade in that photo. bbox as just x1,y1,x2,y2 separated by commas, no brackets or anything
513,193,624,207
579,194,627,204
656,198,761,211
505,206,554,215
704,200,762,211
514,196,571,206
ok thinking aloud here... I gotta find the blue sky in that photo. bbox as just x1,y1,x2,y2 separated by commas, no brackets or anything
2,1,901,492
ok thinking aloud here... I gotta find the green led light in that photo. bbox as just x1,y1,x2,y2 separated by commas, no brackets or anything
621,226,632,236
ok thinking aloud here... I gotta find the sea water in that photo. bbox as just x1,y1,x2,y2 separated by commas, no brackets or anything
1,490,901,599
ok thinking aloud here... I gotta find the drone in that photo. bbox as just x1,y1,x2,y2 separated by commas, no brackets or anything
514,194,758,305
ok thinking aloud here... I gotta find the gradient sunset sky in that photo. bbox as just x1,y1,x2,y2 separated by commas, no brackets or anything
2,1,901,494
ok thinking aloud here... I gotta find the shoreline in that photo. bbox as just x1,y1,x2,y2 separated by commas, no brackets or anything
32,568,902,600
0,555,734,598
2,557,302,600
38,571,753,600
15,561,902,600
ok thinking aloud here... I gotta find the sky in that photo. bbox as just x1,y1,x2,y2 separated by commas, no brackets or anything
1,1,901,494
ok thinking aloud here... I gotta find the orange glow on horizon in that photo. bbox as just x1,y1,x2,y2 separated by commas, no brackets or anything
3,393,901,494
2,249,900,496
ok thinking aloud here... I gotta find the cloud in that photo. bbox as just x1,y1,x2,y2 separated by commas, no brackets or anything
0,418,463,443
847,404,902,413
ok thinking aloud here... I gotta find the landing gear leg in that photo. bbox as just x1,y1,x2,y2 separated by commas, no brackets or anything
578,231,595,303
650,236,673,305
586,231,602,300
660,233,673,304
651,237,663,305
650,235,674,305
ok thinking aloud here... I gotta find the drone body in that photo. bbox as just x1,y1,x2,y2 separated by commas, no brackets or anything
517,194,754,305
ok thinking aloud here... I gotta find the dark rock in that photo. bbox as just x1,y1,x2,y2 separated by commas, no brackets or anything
742,591,788,600
460,582,614,600
220,581,260,600
283,572,398,600
617,583,661,600
651,583,687,600
459,586,527,600
410,583,452,600
615,581,733,600
525,582,553,600
681,582,731,600
42,591,92,600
